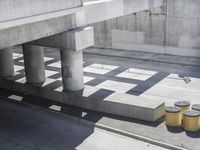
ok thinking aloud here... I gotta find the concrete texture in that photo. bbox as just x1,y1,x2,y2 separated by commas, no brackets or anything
0,48,14,77
0,0,82,22
83,0,163,24
0,46,199,149
0,88,197,150
0,97,169,150
91,0,200,57
22,44,45,84
85,47,200,67
33,27,94,50
0,0,162,49
1,46,200,120
60,49,84,91
0,46,166,121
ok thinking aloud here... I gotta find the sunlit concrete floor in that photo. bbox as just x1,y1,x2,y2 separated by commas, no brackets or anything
7,46,200,150
12,46,200,106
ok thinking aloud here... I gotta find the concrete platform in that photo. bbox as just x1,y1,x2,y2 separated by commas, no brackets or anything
1,46,200,122
0,97,169,150
0,71,165,122
0,46,167,122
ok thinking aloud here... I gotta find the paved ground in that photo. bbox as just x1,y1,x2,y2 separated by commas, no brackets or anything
0,89,199,150
0,97,168,150
2,46,199,149
12,46,200,106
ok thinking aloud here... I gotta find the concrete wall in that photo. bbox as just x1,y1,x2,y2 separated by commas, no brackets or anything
91,0,200,57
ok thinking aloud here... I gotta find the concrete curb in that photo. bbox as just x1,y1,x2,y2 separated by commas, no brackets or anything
1,96,187,150
95,123,187,150
83,51,200,68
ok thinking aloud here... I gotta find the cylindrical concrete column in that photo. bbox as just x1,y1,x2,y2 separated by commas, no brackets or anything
60,49,84,91
0,48,14,77
22,44,45,84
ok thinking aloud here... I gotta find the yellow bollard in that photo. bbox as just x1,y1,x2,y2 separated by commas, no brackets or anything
165,107,182,127
175,101,190,119
183,110,200,132
192,104,200,112
192,104,200,129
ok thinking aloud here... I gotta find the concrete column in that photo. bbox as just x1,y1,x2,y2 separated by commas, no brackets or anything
22,44,45,84
0,48,14,77
60,49,84,91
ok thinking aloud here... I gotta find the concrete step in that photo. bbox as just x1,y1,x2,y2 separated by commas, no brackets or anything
0,77,165,121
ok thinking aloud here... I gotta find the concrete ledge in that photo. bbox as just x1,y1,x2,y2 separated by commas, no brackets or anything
0,0,82,23
84,47,200,67
0,78,165,121
33,27,94,50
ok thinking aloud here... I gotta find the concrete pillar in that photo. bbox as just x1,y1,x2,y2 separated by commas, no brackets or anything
22,44,45,84
0,48,14,77
60,49,84,91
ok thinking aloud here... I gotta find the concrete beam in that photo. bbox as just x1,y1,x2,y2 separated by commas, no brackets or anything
0,0,82,23
32,27,94,50
0,11,79,50
0,0,163,49
0,48,14,77
22,44,46,84
83,0,163,24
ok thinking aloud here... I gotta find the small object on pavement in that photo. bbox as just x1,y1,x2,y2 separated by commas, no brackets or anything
192,104,200,112
183,110,200,132
175,101,190,119
165,106,182,127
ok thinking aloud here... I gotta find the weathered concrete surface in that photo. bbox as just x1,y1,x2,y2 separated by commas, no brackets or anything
91,0,200,57
0,77,165,121
22,44,45,84
0,97,169,150
0,0,82,22
33,27,94,50
85,47,200,67
0,46,167,122
0,48,14,77
2,45,200,121
84,0,163,24
0,14,76,49
61,49,84,91
0,0,163,49
1,88,199,150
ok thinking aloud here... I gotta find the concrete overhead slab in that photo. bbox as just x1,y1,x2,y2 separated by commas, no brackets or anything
0,0,82,22
0,0,163,49
84,0,163,24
